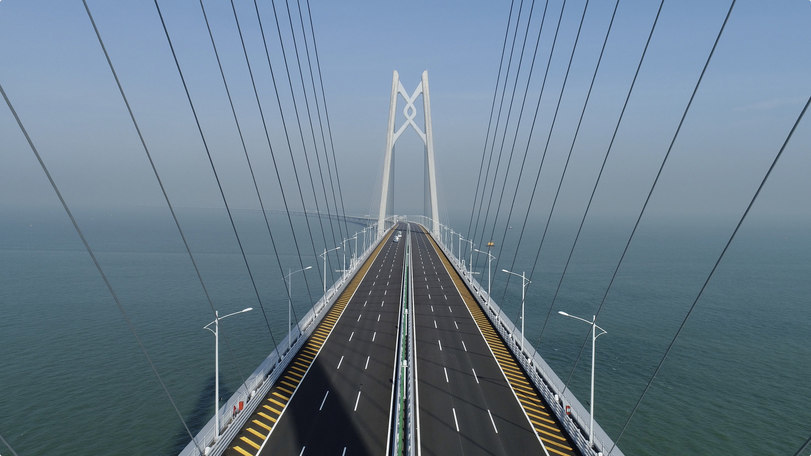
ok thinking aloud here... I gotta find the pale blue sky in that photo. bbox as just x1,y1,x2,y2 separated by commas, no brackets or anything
0,0,809,227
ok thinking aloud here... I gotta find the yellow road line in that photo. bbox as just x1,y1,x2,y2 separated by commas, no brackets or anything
240,436,260,450
252,420,272,431
232,446,252,456
257,412,276,422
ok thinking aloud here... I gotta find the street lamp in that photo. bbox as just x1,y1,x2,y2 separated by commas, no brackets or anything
473,247,495,299
320,247,341,295
285,266,312,350
557,311,607,449
464,238,474,279
502,269,531,352
203,307,253,440
352,233,358,267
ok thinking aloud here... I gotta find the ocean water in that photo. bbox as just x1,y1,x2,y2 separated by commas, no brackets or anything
0,208,808,455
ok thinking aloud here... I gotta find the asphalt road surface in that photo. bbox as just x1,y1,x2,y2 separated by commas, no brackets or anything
226,224,406,456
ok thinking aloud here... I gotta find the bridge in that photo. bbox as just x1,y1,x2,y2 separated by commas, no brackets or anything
1,2,808,456
173,70,619,456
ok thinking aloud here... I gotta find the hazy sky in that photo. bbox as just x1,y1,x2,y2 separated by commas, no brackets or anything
1,0,809,229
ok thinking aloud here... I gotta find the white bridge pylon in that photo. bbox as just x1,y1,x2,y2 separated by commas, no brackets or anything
377,70,440,237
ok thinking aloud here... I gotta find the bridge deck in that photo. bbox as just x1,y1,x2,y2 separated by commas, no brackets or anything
222,223,578,455
411,224,577,456
225,226,405,456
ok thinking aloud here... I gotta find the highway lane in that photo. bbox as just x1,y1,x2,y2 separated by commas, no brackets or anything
225,224,407,456
410,223,577,456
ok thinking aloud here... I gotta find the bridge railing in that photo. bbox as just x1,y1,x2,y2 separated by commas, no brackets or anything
411,217,623,456
179,225,390,456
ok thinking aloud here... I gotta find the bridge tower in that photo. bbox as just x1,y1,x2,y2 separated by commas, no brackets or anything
377,70,440,237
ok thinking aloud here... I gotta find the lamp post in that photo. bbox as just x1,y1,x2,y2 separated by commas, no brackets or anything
285,266,312,350
352,233,358,267
203,307,253,440
458,234,464,266
320,246,341,295
502,269,531,352
558,311,607,449
473,246,495,299
464,239,474,279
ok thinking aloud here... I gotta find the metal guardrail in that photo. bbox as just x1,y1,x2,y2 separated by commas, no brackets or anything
179,227,392,456
405,226,416,456
421,220,623,456
390,224,412,456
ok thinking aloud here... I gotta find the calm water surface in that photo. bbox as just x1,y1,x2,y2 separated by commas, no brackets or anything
0,209,808,455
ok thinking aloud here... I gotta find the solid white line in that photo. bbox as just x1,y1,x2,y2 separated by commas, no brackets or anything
454,321,459,330
452,407,460,432
438,339,442,351
462,340,467,352
299,446,306,456
365,355,370,370
444,367,449,383
488,409,498,434
337,356,344,369
472,368,479,383
349,331,354,341
372,331,377,342
319,390,330,410
354,391,361,411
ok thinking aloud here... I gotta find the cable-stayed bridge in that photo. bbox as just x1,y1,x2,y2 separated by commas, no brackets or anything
1,1,809,456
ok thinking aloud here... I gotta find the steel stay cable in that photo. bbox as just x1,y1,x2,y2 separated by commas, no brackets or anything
0,81,202,453
82,0,252,408
530,0,622,347
469,0,527,258
304,0,350,239
563,0,734,396
153,0,280,350
0,433,20,456
465,0,518,242
280,0,342,277
197,0,302,332
227,0,315,322
474,0,539,257
546,0,663,390
480,0,551,260
792,434,811,456
295,0,347,250
281,0,341,283
612,95,808,454
266,0,334,295
252,0,324,305
489,0,569,304
499,0,592,329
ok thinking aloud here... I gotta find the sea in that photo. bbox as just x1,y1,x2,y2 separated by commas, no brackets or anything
0,207,808,455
